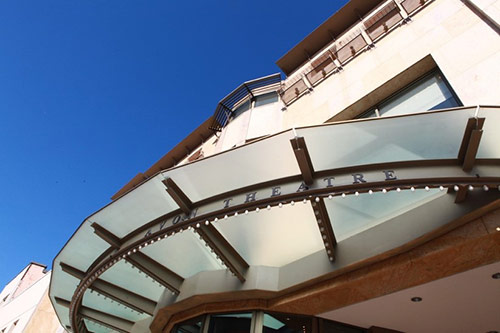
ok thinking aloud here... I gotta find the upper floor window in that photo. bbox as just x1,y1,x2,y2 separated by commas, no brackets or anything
361,71,461,118
232,100,251,119
229,92,279,123
254,92,278,107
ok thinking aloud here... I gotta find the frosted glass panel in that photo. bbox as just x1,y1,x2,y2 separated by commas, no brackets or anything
84,319,113,333
299,108,476,171
477,106,500,158
325,189,443,242
141,229,223,278
50,264,80,303
166,131,299,202
91,175,179,238
53,305,71,331
99,260,164,301
213,203,324,267
82,290,149,322
56,221,111,272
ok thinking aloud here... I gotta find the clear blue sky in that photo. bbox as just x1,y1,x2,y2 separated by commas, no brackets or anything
0,0,348,287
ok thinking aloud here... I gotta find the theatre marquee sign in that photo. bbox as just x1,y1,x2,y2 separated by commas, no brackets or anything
136,163,498,242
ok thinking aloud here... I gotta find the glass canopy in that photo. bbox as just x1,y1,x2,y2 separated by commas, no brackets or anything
49,106,500,333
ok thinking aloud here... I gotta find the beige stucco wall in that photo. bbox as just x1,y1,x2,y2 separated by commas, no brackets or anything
24,290,64,333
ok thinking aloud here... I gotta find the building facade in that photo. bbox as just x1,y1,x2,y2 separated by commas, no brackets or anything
0,263,64,333
49,0,500,332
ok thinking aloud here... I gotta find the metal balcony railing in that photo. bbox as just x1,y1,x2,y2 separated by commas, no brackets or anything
210,73,281,132
365,1,404,41
280,0,431,107
305,54,337,87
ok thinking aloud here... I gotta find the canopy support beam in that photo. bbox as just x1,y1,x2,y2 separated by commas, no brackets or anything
127,252,184,294
311,198,337,261
55,297,133,333
162,177,193,215
291,136,315,185
454,185,469,203
90,223,184,293
59,263,157,316
458,117,485,172
197,224,249,283
77,318,90,333
91,222,121,248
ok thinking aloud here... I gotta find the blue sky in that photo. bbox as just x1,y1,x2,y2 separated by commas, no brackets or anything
0,0,348,287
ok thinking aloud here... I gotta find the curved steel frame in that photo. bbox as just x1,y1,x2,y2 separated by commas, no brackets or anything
60,158,500,332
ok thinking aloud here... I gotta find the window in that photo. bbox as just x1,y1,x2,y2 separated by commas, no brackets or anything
207,313,252,333
232,100,251,119
263,312,312,333
174,311,366,333
174,316,204,333
254,92,278,107
360,71,461,118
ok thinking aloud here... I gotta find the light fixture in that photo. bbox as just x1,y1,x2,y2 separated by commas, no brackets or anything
224,215,228,219
411,297,422,302
291,200,295,205
328,195,333,199
396,188,401,192
315,197,320,202
245,210,249,215
279,203,283,208
196,223,200,228
454,185,460,192
410,186,415,192
214,217,218,222
355,191,359,196
382,189,387,193
468,185,474,191
205,220,209,225
267,205,271,210
483,185,489,191
256,207,260,212
439,186,444,191
341,193,346,198
425,186,430,191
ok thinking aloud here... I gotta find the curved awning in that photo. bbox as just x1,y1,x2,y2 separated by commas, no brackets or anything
49,106,500,333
